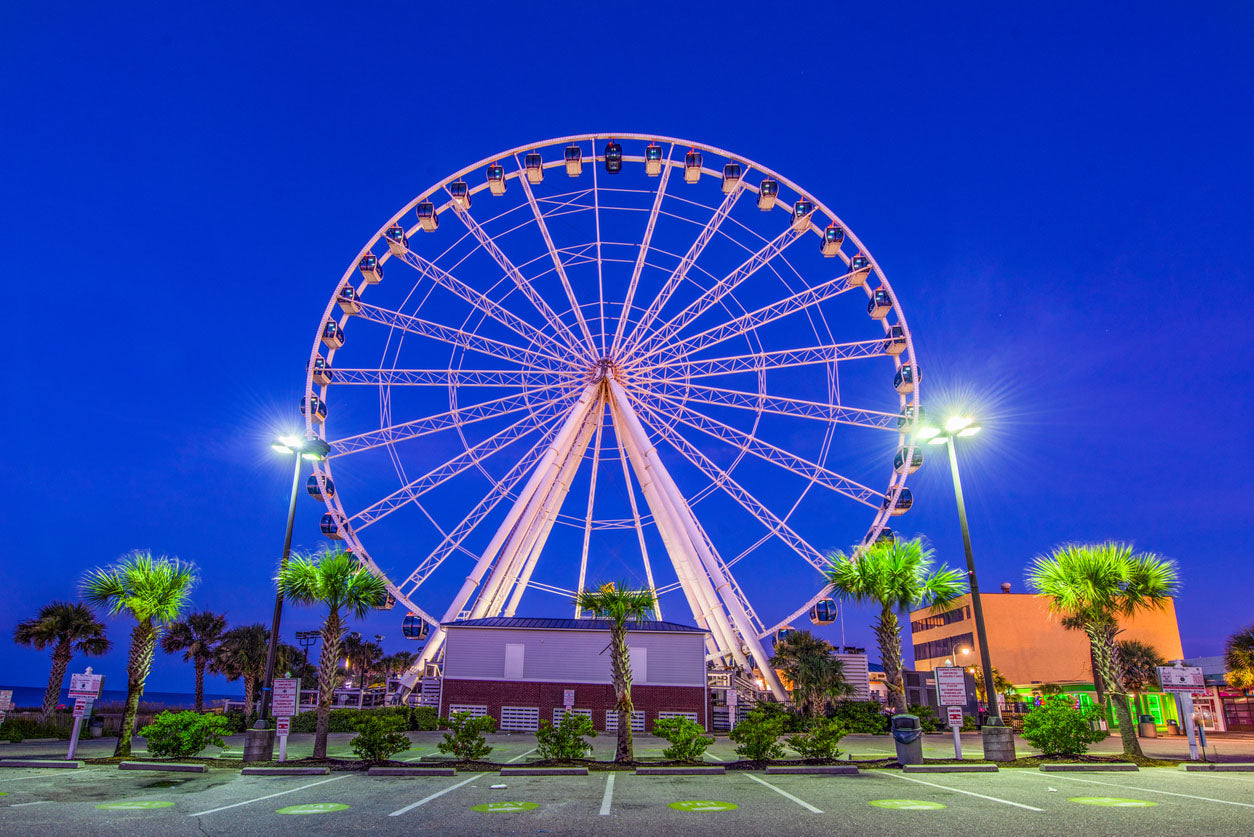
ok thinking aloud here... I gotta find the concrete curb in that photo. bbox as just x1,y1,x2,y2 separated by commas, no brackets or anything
499,767,589,776
19,738,61,744
119,761,207,773
368,767,456,777
1039,763,1138,772
0,760,81,769
240,766,330,776
636,766,725,775
1179,763,1254,772
766,765,859,775
904,764,998,774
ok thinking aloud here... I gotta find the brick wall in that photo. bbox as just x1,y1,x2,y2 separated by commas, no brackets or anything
441,679,706,731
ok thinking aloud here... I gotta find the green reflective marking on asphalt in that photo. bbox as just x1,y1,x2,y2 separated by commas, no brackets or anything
1068,797,1157,808
868,799,947,810
470,801,539,813
95,800,174,810
669,800,739,812
275,802,350,815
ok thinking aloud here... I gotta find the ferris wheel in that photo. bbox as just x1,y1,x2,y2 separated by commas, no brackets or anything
303,133,921,698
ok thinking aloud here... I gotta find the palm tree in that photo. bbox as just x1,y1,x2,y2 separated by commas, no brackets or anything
824,538,966,713
81,551,198,757
573,581,657,763
277,548,387,758
1225,626,1254,689
13,602,112,722
160,611,227,713
1027,541,1179,758
769,630,852,717
971,667,1015,705
213,624,270,718
277,641,318,692
1118,639,1166,717
342,632,384,707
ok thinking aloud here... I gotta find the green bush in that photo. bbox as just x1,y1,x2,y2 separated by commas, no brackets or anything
730,708,786,761
138,711,233,758
748,701,808,733
437,711,496,761
350,715,412,763
0,716,73,742
826,700,890,733
219,711,249,734
535,712,596,760
651,716,714,762
786,717,846,759
288,705,438,734
1021,696,1109,755
906,704,940,733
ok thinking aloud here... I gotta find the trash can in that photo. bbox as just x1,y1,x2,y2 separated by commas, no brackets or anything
1165,719,1180,737
88,719,104,738
891,714,924,765
1137,714,1157,738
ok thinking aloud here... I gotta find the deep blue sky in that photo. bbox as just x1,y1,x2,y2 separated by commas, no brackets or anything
2,2,1250,694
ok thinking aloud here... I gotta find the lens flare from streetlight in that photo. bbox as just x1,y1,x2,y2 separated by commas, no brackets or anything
917,425,942,440
271,442,295,454
278,434,304,449
927,436,949,446
945,415,974,433
958,426,982,437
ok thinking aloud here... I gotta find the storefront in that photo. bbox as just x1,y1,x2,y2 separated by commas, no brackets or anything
1219,688,1254,732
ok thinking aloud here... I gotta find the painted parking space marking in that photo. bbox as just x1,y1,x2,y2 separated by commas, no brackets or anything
880,771,1044,811
1068,796,1156,807
389,773,483,817
869,799,947,810
505,747,537,763
742,774,822,813
470,801,538,812
669,800,738,811
704,752,725,761
599,772,615,815
1022,772,1254,809
97,800,174,810
189,775,348,817
277,802,349,814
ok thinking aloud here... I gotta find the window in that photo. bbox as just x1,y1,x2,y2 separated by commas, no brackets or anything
448,704,487,718
500,706,540,731
504,643,524,680
911,606,971,633
912,632,974,662
605,710,645,732
657,711,698,723
553,707,593,724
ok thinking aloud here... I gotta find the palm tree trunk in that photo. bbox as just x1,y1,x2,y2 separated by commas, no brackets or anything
874,606,905,713
1087,623,1143,758
193,659,206,713
610,623,633,762
39,640,73,723
314,609,343,759
116,619,158,758
243,675,257,721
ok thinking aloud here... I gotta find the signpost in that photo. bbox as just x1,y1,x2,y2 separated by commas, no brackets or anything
1158,663,1205,760
0,689,12,730
66,668,103,760
563,689,575,709
947,706,964,759
935,667,967,758
271,678,300,762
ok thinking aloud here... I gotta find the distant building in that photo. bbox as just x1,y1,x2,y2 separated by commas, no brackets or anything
438,617,709,732
1184,655,1254,732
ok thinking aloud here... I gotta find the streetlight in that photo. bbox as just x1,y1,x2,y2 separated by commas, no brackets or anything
258,434,330,722
917,414,1008,737
944,642,971,667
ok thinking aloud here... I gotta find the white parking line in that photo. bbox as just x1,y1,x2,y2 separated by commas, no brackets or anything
505,747,537,763
705,752,725,762
389,773,483,817
1023,771,1254,808
742,774,823,813
12,801,52,807
880,771,1044,811
600,772,615,815
0,773,72,784
189,775,348,817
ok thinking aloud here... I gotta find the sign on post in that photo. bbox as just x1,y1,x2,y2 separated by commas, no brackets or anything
276,717,291,736
271,678,300,763
0,689,12,729
934,666,967,706
946,704,964,759
66,668,103,761
562,689,575,709
1157,665,1204,693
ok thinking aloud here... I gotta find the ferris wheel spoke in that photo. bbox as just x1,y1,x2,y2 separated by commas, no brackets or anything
611,408,663,620
326,367,577,387
329,386,577,457
446,198,590,356
640,390,885,507
620,183,745,357
573,399,607,617
347,396,570,531
353,301,565,369
395,250,568,354
512,155,598,352
631,395,828,574
628,224,805,360
610,143,675,356
638,339,888,379
634,267,859,363
646,380,900,431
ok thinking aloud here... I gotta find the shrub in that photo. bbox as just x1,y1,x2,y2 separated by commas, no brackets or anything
219,710,249,734
651,716,714,762
411,706,439,731
0,716,73,742
729,708,786,761
827,700,890,733
906,704,940,733
535,712,596,760
350,715,412,763
437,711,496,761
1020,696,1109,755
748,701,808,733
138,711,233,758
787,717,846,759
288,706,437,734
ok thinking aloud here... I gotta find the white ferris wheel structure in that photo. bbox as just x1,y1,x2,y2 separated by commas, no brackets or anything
303,133,922,699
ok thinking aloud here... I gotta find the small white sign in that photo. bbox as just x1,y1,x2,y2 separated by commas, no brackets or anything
0,690,12,710
935,666,967,706
72,697,90,718
272,678,301,717
947,706,964,727
1157,665,1205,693
68,673,103,699
563,689,575,708
276,717,291,736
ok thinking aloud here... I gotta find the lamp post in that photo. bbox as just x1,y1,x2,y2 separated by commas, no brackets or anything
944,642,971,668
917,414,1014,759
258,434,330,722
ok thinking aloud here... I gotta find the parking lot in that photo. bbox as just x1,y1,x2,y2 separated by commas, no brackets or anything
3,733,1253,836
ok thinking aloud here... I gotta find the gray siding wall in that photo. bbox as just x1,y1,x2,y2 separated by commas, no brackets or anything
833,653,871,701
443,627,706,686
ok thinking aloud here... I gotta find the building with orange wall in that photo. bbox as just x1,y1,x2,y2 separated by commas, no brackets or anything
908,587,1184,687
